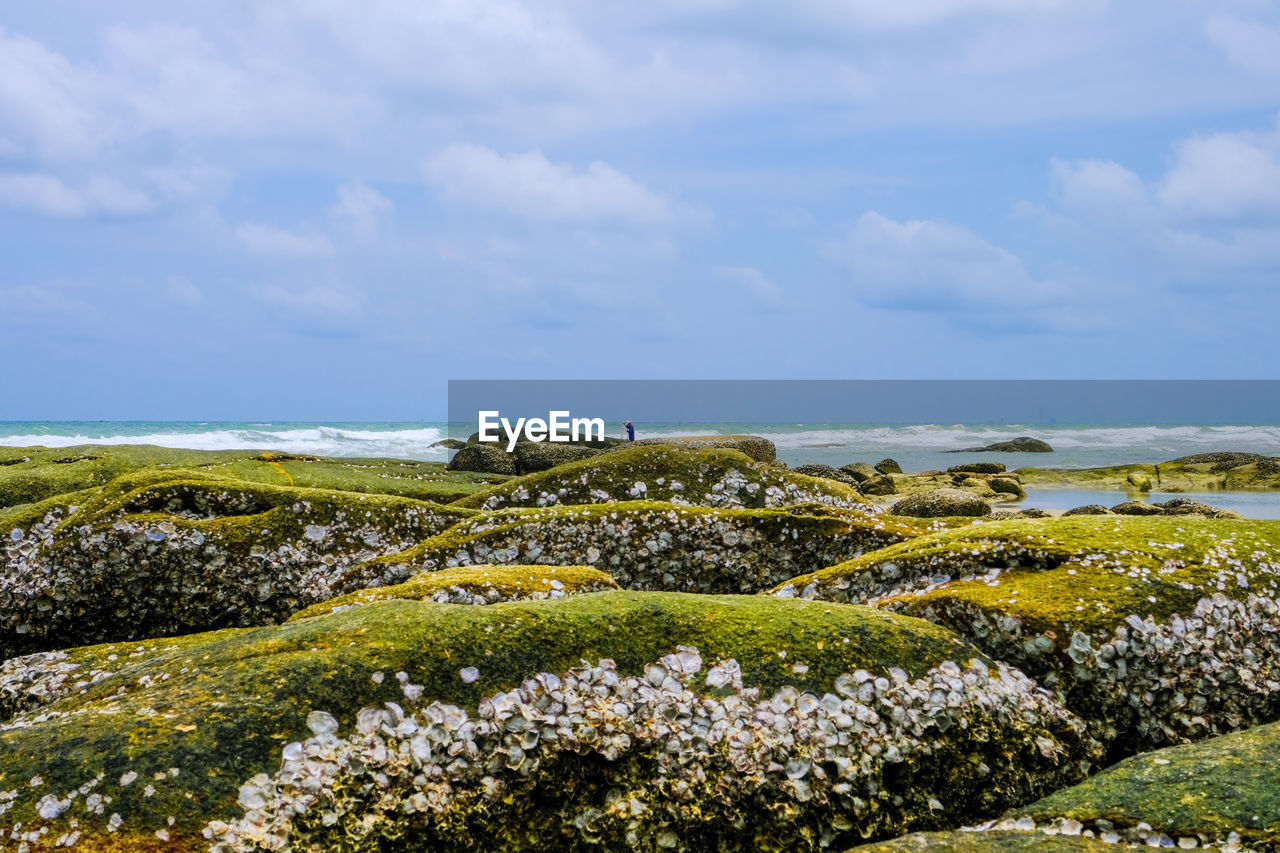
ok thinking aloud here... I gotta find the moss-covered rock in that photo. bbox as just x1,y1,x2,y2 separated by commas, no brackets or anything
793,464,864,489
289,564,619,620
841,463,880,483
948,463,1006,475
890,489,992,518
1017,455,1280,494
632,435,776,462
512,441,603,473
454,445,867,512
845,830,1132,851
875,459,903,475
861,475,899,496
1062,505,1113,516
0,592,1093,852
948,438,1053,453
0,444,505,509
774,517,1280,754
988,477,1025,498
0,471,474,657
346,501,924,595
1011,719,1280,850
446,443,517,475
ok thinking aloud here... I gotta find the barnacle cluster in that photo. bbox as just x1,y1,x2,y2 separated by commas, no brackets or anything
456,446,868,512
206,646,1091,853
1,474,472,655
775,518,1280,752
349,502,921,595
289,564,621,621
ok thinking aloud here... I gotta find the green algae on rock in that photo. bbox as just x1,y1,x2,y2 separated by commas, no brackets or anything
1006,718,1280,850
0,444,506,509
1016,454,1280,494
346,500,925,595
845,830,1136,851
0,471,475,657
454,445,868,512
631,434,777,462
0,592,1093,853
288,564,620,620
890,488,992,518
774,517,1280,754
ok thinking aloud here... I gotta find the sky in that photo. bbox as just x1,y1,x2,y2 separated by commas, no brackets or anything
2,0,1280,419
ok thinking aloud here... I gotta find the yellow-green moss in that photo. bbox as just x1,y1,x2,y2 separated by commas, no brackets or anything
0,444,506,509
454,444,867,510
1016,459,1280,493
1017,720,1280,848
845,831,1126,851
779,517,1280,632
288,564,620,620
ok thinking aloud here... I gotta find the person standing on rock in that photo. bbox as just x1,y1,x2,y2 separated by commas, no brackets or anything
624,421,635,441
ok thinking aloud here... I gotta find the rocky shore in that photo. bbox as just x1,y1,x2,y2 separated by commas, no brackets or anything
2,439,1280,851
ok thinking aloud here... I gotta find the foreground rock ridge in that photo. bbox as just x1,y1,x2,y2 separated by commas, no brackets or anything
0,442,1278,852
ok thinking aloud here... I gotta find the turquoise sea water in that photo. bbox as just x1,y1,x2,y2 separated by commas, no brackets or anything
1,420,1278,516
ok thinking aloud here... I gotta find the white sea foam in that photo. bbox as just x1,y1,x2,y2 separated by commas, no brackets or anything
0,425,450,460
1,422,1277,467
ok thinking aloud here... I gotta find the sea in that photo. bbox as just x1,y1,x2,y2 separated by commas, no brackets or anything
3,421,1279,518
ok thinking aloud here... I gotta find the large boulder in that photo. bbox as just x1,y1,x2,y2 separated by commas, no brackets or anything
633,435,777,462
1062,505,1113,516
1154,497,1243,519
454,445,867,512
860,475,898,496
0,593,1094,852
774,517,1280,754
448,443,518,475
947,463,1006,475
841,462,881,483
1109,500,1163,516
988,477,1025,497
512,441,603,473
344,501,923,595
793,463,863,489
1010,719,1280,850
0,471,473,657
890,489,992,518
875,458,903,475
948,438,1053,453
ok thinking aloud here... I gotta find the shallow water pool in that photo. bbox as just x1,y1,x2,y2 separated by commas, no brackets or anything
1010,489,1280,520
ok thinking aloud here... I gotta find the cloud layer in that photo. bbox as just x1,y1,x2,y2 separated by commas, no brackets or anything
3,1,1280,415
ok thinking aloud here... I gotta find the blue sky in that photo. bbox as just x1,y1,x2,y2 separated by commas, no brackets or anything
2,1,1280,419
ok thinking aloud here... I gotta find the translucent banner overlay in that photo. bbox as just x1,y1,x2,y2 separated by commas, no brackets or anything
448,380,1280,439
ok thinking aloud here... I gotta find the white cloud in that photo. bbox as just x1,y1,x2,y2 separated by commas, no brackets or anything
1206,15,1280,74
716,266,782,307
0,27,107,159
235,223,335,257
258,284,362,316
782,0,1088,32
1157,126,1280,219
330,179,394,242
827,211,1061,312
0,172,154,218
423,145,680,225
255,284,367,337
